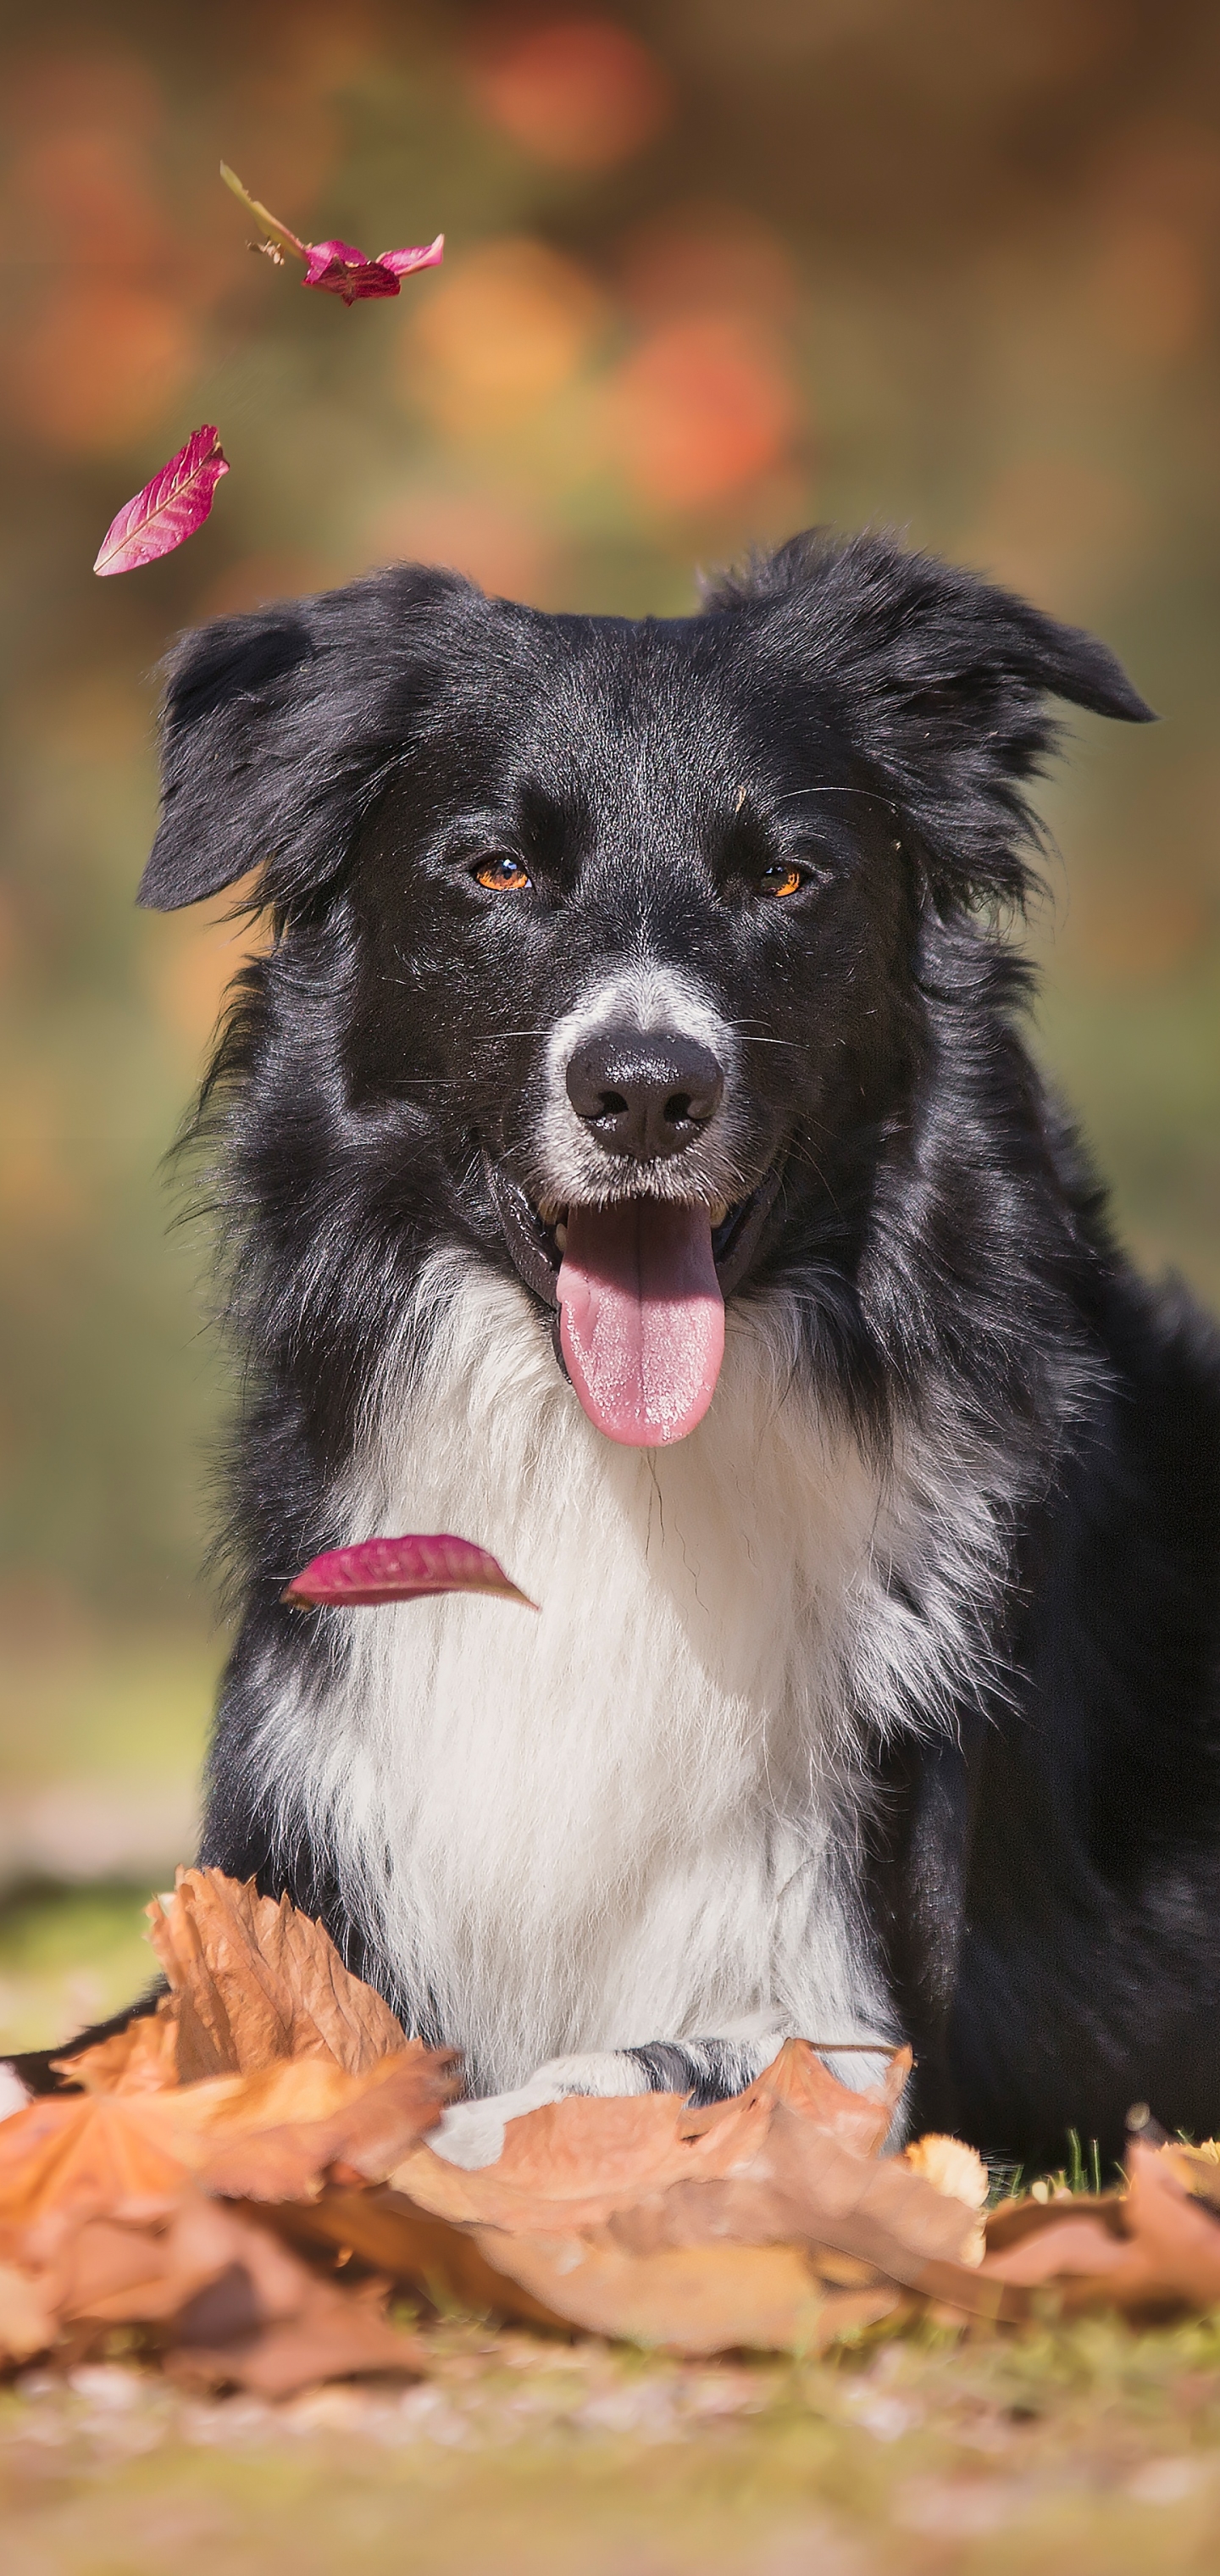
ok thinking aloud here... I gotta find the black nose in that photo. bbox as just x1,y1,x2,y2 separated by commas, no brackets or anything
565,1024,725,1160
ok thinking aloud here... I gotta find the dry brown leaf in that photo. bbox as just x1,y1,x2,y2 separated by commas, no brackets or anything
978,2146,1220,2318
389,2040,908,2235
746,2039,911,2153
53,2000,180,2096
0,2049,456,2279
46,2186,427,2391
0,2091,190,2264
0,2260,58,2362
460,2228,900,2355
343,2051,1011,2351
285,2182,901,2354
147,1868,407,2080
191,2047,462,2200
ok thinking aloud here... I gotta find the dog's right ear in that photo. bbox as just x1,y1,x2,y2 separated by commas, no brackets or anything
138,567,473,912
138,608,320,910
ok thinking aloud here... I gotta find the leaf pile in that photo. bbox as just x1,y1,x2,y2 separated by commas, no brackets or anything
3,1872,1220,2395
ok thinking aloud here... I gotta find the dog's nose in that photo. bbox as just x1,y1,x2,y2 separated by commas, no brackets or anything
565,1025,725,1160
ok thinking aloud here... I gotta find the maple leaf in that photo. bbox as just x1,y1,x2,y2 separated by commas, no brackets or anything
284,1531,539,1611
979,2140,1220,2317
93,427,229,577
55,2189,427,2393
144,1867,408,2082
220,164,443,307
53,2000,179,2096
285,2040,999,2352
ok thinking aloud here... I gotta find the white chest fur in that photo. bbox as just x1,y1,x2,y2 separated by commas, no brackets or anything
253,1257,998,2094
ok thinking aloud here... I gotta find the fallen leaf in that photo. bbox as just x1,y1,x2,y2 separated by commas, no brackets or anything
0,2091,187,2263
145,1868,407,2081
1,2051,455,2272
53,2187,426,2392
53,2000,179,2096
284,1532,539,1611
286,2183,901,2354
0,2260,58,2362
902,2134,989,2262
350,2044,1012,2350
93,426,228,577
390,2041,908,2235
191,2048,462,2201
220,163,443,305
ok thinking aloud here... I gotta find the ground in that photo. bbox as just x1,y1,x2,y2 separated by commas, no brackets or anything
6,2310,1220,2573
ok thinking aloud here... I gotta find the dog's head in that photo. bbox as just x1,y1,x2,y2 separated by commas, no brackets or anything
143,530,1150,1448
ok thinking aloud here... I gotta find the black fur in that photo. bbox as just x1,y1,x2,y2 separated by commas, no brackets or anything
80,528,1217,2163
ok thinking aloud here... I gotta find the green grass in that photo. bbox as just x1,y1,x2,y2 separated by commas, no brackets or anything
0,1882,161,2053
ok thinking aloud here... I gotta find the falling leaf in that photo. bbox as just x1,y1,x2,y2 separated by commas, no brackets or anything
284,1533,539,1612
93,426,228,577
220,163,443,306
144,1867,408,2081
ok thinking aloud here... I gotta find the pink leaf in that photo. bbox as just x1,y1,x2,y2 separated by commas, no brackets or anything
93,427,229,578
302,236,445,305
221,164,442,307
283,1534,538,1611
375,236,446,280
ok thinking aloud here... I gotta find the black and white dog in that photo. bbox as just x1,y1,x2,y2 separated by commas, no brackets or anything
30,529,1220,2166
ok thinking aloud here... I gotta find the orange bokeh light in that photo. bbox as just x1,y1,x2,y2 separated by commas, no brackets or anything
603,314,797,509
405,239,605,431
469,17,671,170
368,491,557,602
5,281,196,452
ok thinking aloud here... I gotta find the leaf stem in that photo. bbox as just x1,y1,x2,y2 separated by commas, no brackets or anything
219,162,308,265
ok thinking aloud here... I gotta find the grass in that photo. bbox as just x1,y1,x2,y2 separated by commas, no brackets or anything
0,1881,161,2053
5,2310,1220,2573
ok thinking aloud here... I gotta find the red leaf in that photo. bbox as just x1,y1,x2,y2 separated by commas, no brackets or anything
378,239,446,280
93,427,228,578
302,236,444,305
220,163,442,307
284,1533,539,1610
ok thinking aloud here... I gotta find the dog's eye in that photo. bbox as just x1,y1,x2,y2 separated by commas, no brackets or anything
474,856,532,893
757,864,806,899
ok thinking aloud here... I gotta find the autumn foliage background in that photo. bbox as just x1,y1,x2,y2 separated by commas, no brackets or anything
1,0,1219,2039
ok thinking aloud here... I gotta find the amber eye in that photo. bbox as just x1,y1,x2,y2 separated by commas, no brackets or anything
474,856,532,892
758,863,805,899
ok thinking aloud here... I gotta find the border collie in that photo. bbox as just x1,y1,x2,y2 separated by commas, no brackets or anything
24,530,1220,2167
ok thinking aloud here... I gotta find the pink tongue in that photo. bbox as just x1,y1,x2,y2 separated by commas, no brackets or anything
557,1202,725,1447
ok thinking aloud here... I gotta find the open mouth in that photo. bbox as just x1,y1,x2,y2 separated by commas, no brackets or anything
484,1158,784,1450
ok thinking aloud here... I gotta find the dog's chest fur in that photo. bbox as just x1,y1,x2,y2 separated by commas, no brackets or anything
255,1260,998,2094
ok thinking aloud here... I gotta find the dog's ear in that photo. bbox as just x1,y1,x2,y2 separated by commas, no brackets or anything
711,530,1155,908
138,566,473,912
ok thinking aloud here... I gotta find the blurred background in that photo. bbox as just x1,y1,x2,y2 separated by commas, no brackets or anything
1,0,1217,2046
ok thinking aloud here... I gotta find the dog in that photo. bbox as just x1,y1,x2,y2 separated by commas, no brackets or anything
14,529,1220,2169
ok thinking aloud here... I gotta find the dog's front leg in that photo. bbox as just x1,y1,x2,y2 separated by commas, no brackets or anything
430,2029,801,2169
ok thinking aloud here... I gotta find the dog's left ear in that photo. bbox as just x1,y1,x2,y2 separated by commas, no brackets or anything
714,530,1156,908
138,565,473,912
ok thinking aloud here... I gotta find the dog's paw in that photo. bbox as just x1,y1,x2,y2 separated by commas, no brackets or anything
431,2049,650,2171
